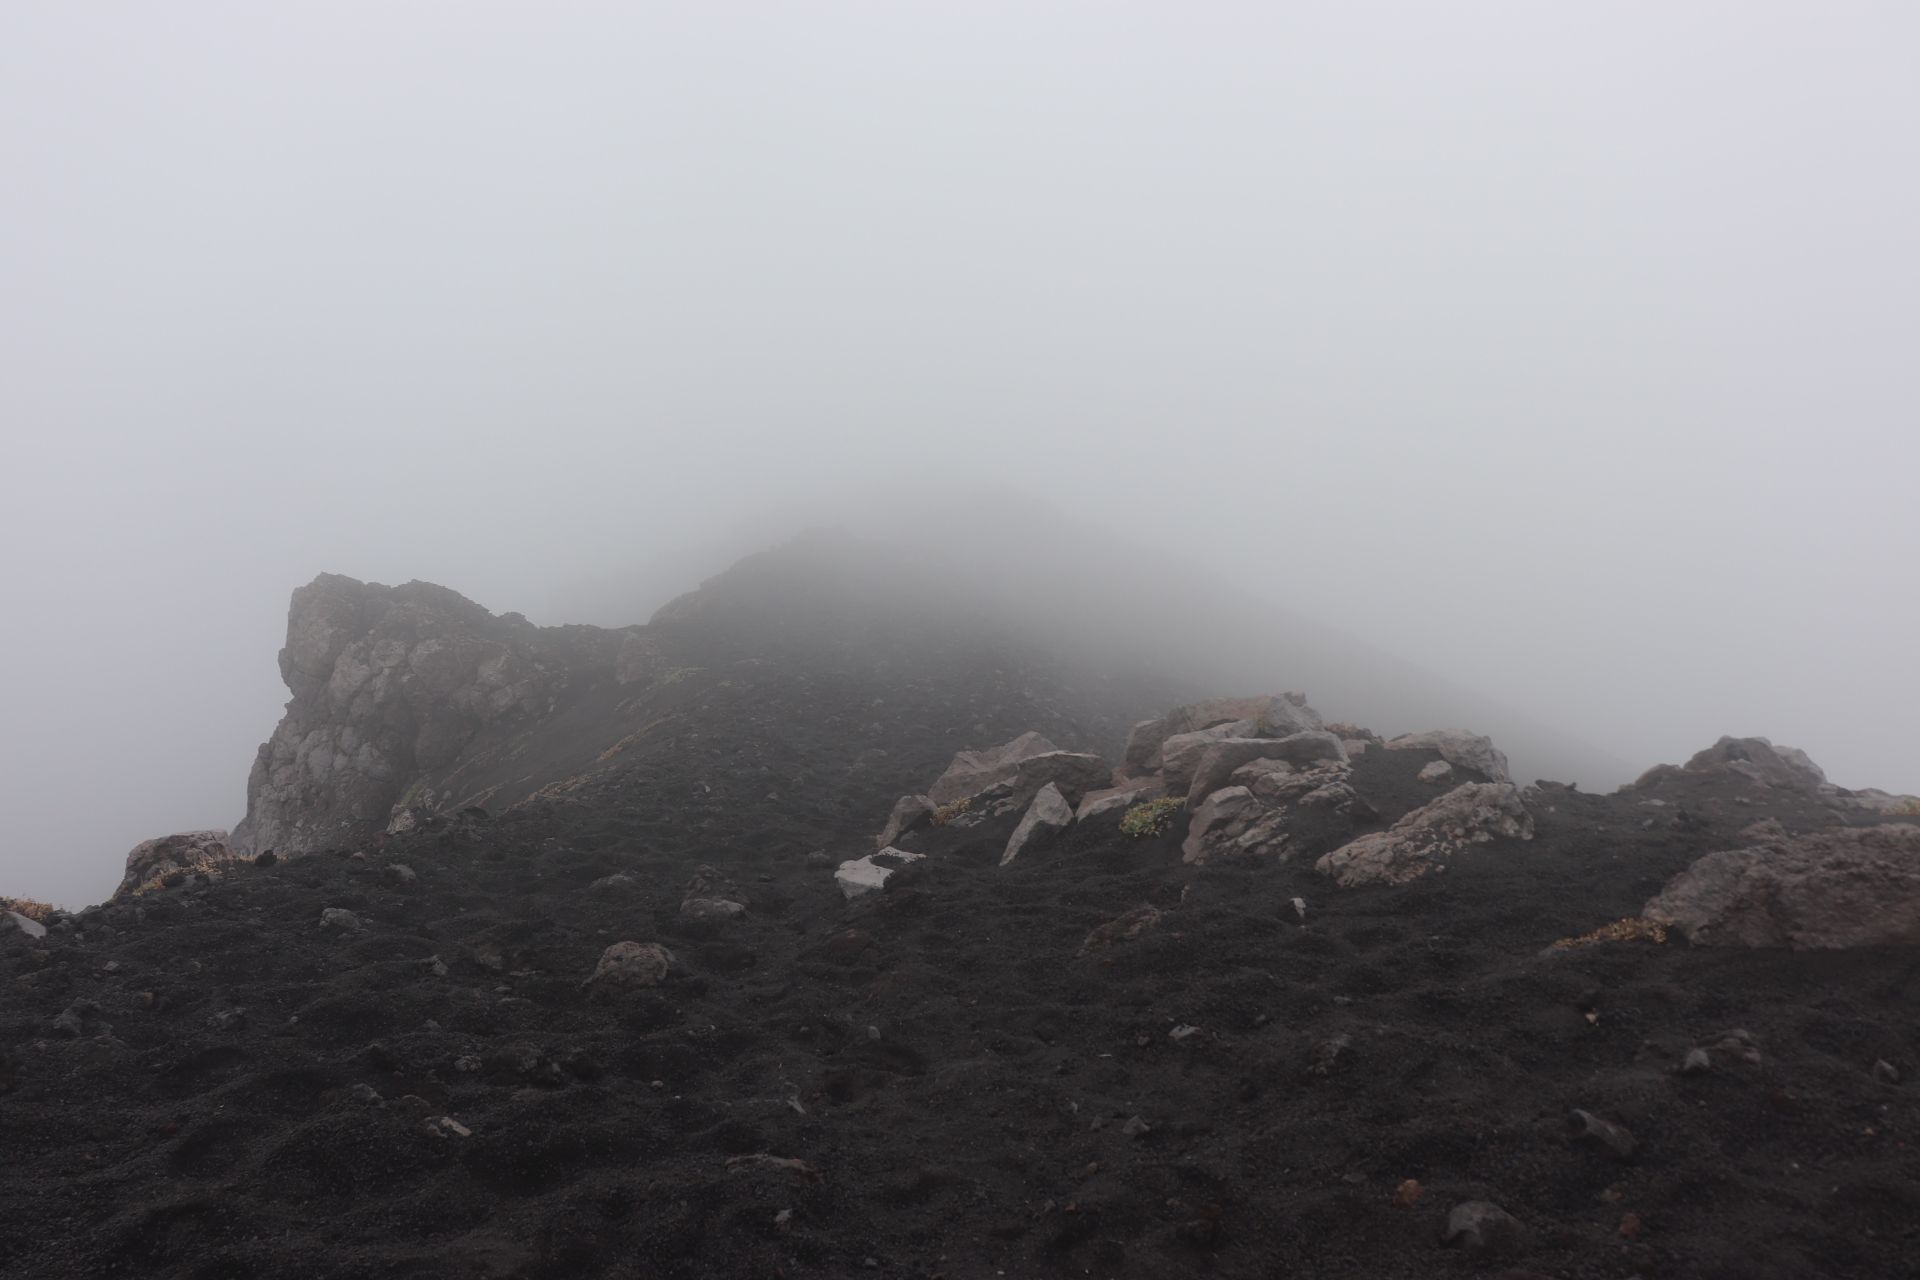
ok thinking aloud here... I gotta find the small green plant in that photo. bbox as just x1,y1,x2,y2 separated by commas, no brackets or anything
931,797,972,826
1120,796,1184,838
1887,796,1920,816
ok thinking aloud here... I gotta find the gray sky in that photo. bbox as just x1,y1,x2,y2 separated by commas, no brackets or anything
3,3,1916,907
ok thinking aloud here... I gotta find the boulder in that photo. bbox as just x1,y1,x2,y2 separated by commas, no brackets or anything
1126,694,1324,771
2,911,47,941
1315,782,1533,887
1184,732,1349,807
585,941,675,990
876,794,934,849
1076,781,1165,823
116,830,241,899
1158,722,1258,789
834,846,925,900
927,734,1107,808
1182,787,1258,864
1643,823,1920,948
1002,783,1073,866
1384,731,1510,782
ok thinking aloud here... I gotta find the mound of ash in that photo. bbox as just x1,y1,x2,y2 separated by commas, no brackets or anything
5,546,1920,1278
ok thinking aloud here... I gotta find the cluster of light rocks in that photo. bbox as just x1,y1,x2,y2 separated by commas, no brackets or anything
839,694,1539,896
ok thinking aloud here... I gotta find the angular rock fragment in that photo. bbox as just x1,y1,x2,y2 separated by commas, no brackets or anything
1182,787,1258,864
1002,783,1073,866
1442,1201,1521,1253
1077,904,1165,957
1567,1108,1636,1159
1183,732,1349,806
876,794,934,849
835,847,925,900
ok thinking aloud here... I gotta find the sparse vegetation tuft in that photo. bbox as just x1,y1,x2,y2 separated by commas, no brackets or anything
930,797,971,826
1120,796,1184,838
1,896,55,923
1550,917,1668,950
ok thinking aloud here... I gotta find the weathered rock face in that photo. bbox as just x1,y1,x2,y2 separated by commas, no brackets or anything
233,575,635,855
1315,782,1533,887
116,830,242,898
1644,823,1920,948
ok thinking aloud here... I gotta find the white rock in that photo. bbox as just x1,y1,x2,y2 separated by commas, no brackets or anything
834,846,925,900
3,910,47,940
1418,760,1454,782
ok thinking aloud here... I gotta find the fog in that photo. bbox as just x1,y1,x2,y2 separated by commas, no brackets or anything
4,4,1917,907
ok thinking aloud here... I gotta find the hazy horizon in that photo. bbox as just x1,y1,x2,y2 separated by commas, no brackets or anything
5,4,1918,907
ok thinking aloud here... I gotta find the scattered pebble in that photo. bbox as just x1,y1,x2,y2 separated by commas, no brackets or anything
1121,1115,1151,1139
1680,1047,1712,1075
422,1115,472,1139
319,908,362,932
1568,1108,1637,1160
1873,1059,1901,1085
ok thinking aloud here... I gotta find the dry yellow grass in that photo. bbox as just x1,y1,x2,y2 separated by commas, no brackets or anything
930,797,972,826
1549,917,1668,950
1,895,56,922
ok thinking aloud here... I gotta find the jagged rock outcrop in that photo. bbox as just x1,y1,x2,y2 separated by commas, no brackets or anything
116,830,242,898
1182,731,1349,806
233,575,638,854
1644,823,1920,947
1315,781,1533,886
1630,735,1920,814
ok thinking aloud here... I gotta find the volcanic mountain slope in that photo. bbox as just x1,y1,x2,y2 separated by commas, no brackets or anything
4,549,1919,1280
233,528,1188,858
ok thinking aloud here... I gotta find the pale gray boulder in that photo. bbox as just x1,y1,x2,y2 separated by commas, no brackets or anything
1002,783,1073,866
1125,693,1324,772
1182,786,1258,864
834,846,925,900
927,733,1107,808
1075,781,1165,822
1644,823,1920,948
876,794,935,849
1384,730,1511,783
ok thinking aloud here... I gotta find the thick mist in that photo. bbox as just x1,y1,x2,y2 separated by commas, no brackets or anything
3,4,1917,907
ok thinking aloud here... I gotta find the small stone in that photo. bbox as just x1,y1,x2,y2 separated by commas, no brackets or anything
319,908,362,931
1309,1033,1352,1077
454,1056,481,1073
1442,1200,1521,1253
1290,897,1307,923
867,1025,881,1041
1121,1115,1152,1139
1873,1059,1901,1085
1680,1047,1712,1075
206,1007,247,1032
1168,1025,1202,1043
422,1115,472,1139
349,1083,382,1104
1392,1178,1424,1208
384,863,417,885
773,1208,793,1228
423,955,449,977
584,941,674,991
589,873,639,892
1568,1108,1637,1160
